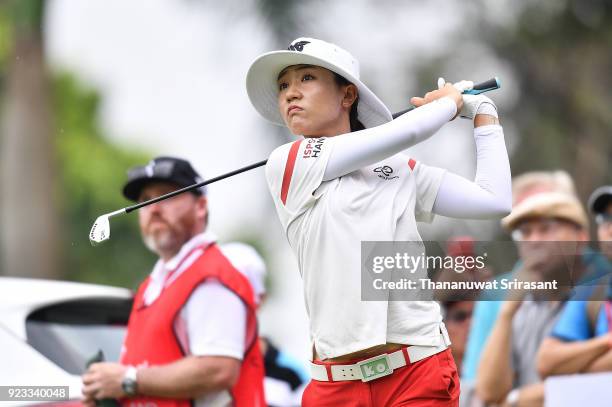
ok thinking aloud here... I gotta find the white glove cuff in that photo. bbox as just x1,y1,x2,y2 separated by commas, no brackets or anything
460,95,497,120
476,102,498,118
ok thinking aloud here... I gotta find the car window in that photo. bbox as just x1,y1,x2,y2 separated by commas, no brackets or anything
26,297,132,375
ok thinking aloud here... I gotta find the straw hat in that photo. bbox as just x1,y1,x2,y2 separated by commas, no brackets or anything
501,192,588,231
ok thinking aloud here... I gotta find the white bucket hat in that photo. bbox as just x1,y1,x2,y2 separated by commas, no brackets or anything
246,37,392,129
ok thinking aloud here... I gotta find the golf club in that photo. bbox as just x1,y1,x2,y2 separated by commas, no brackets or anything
89,77,501,246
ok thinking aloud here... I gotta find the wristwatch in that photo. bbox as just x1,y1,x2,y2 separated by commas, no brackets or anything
121,366,138,397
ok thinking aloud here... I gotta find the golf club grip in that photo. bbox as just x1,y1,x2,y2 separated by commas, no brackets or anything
471,77,500,92
125,159,268,213
391,77,500,119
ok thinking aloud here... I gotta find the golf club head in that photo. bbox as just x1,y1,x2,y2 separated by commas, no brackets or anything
89,215,111,246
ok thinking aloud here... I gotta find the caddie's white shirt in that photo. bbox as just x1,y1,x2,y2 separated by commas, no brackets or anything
266,137,446,360
142,232,246,407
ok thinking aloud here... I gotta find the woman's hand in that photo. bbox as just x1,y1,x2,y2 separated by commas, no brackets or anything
410,83,463,118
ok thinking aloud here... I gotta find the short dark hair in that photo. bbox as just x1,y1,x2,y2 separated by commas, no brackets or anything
333,73,365,132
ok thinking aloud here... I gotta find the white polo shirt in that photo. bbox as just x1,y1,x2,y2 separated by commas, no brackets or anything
266,136,446,360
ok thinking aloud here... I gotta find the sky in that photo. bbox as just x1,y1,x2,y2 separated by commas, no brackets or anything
45,0,519,359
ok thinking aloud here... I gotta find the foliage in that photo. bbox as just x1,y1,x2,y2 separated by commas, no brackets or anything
0,7,11,72
474,0,612,198
52,73,156,289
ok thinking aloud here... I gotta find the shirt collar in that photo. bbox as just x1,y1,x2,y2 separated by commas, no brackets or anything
150,231,217,280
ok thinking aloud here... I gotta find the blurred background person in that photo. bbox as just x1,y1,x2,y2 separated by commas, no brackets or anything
442,300,474,376
221,242,309,407
462,170,578,381
435,236,493,369
475,189,607,407
82,157,265,407
590,186,612,261
536,186,612,378
434,236,493,407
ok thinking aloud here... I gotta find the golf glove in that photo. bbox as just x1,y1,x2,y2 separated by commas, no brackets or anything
438,77,498,120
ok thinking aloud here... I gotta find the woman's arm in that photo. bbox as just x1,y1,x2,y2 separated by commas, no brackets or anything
322,85,460,181
432,104,512,218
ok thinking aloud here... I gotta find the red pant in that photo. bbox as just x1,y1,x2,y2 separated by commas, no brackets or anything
302,348,460,407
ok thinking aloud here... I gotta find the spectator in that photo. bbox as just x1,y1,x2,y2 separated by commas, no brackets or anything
81,156,265,407
435,236,492,369
221,242,310,407
590,186,612,261
435,237,492,407
476,190,597,407
537,186,612,378
462,171,578,381
221,242,268,306
442,301,474,372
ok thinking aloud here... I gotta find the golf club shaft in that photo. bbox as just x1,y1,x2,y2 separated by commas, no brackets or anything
125,159,268,213
126,77,500,213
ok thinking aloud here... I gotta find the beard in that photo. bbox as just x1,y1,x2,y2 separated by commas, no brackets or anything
142,218,186,257
139,201,202,259
143,228,177,255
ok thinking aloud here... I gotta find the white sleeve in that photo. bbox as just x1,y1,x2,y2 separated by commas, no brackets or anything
322,97,457,181
265,137,336,230
410,160,447,223
180,280,247,360
432,124,512,218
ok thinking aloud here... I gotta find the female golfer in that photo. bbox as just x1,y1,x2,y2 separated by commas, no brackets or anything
246,37,511,406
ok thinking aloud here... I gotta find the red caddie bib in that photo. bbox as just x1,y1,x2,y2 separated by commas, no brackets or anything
120,243,265,407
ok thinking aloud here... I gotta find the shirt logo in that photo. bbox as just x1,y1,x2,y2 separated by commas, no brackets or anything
374,165,399,180
288,40,310,52
303,138,324,159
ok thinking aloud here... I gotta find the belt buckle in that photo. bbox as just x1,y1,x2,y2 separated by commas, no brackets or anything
356,353,394,382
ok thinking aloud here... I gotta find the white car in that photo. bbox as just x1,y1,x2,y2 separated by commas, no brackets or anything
0,277,132,406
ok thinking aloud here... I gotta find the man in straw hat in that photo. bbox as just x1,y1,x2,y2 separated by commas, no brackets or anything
476,188,609,406
536,185,612,380
462,171,577,379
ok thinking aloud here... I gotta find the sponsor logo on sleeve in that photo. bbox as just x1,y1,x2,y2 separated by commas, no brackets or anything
303,138,325,159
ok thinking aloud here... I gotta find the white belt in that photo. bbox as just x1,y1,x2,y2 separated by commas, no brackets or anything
310,330,451,383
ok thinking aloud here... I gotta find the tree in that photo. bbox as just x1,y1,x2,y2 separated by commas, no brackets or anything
472,0,612,198
0,0,61,278
0,1,157,287
52,73,156,288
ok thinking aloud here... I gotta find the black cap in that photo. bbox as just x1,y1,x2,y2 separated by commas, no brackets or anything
588,185,612,215
122,156,206,201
